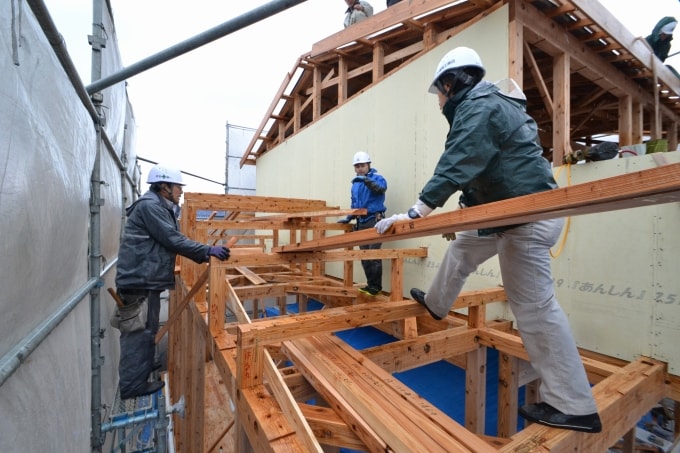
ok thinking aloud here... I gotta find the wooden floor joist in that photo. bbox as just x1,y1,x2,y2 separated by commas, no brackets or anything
165,192,677,452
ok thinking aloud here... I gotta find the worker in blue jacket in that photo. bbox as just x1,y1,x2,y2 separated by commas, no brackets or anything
339,151,387,296
375,47,602,433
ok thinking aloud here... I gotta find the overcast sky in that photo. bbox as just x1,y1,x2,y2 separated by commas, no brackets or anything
45,0,680,193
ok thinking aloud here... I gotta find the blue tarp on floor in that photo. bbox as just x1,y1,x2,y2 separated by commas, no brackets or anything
266,302,525,452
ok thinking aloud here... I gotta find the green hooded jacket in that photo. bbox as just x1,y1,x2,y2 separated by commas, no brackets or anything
646,16,677,62
419,81,557,234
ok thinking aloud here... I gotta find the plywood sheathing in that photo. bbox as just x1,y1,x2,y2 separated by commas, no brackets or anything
165,189,678,452
242,0,680,167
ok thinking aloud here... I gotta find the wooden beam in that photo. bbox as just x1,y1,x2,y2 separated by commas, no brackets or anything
553,52,570,163
310,0,466,58
299,404,366,450
238,300,425,348
273,162,680,252
263,349,323,452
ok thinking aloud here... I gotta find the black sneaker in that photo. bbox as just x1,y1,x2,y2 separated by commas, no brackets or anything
410,288,443,320
519,402,602,433
358,286,381,296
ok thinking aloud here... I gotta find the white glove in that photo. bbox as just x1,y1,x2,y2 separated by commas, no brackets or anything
375,213,409,234
409,199,434,218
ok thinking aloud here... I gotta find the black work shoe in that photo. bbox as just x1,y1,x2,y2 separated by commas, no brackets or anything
519,402,602,433
358,286,381,296
121,380,165,400
410,288,443,320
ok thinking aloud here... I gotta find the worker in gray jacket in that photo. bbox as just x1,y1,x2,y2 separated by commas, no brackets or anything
114,164,230,399
375,47,602,433
343,0,373,28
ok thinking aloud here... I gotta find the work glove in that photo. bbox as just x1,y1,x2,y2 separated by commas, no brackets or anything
364,177,386,194
407,199,434,219
351,175,366,183
207,246,230,261
375,213,410,234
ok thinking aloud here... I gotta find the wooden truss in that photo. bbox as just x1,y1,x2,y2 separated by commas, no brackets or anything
241,0,680,168
164,161,680,452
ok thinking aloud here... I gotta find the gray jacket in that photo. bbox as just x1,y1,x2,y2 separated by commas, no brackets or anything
115,190,209,290
344,0,373,28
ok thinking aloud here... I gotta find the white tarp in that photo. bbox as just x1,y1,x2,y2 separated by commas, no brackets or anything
0,1,134,450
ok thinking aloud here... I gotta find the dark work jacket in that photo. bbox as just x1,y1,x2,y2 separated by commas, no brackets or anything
646,16,676,62
419,81,557,235
115,190,209,290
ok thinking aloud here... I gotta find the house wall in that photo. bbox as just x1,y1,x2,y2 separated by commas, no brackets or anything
256,5,510,295
255,5,680,375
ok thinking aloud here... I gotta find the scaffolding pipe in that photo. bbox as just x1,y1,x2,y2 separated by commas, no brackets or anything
26,0,98,121
25,0,138,192
90,0,106,449
85,0,308,94
101,410,161,433
0,277,100,387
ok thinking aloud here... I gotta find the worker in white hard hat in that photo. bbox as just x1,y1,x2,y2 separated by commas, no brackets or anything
338,151,387,296
646,16,677,62
375,47,602,433
113,163,231,400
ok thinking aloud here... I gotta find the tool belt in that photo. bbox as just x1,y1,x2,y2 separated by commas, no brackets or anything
110,290,148,333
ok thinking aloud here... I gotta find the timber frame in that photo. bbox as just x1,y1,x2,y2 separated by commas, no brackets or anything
165,159,680,452
241,0,680,167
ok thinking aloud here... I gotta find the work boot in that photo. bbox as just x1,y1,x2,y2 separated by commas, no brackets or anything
358,286,381,296
121,380,165,400
519,402,602,433
410,288,443,320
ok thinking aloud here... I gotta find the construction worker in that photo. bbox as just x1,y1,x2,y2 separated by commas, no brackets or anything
114,164,230,399
339,151,387,296
343,0,373,28
375,47,602,433
646,16,677,62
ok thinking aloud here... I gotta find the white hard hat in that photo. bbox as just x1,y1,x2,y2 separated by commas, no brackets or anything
147,164,185,185
352,151,371,165
428,47,486,94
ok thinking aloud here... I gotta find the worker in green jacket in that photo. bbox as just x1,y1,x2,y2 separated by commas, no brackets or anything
646,16,677,62
375,47,602,433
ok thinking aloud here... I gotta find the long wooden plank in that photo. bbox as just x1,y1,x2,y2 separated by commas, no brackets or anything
235,266,267,285
298,404,366,450
310,0,486,57
237,385,309,453
262,349,323,453
286,335,493,452
251,208,365,221
155,265,209,343
283,341,389,452
237,300,425,348
182,192,330,212
362,327,480,374
327,332,495,451
224,247,428,267
273,162,680,252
